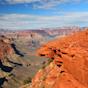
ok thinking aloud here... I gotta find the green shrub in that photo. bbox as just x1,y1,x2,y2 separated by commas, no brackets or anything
23,77,32,85
42,58,53,69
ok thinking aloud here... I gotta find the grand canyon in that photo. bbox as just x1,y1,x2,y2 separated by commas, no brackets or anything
0,0,88,88
0,27,88,88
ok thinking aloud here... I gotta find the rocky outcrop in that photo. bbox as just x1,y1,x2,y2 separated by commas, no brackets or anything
0,35,50,88
28,29,88,88
0,36,13,61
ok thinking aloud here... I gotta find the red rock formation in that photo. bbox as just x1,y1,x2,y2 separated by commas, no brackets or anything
29,29,88,88
0,36,13,60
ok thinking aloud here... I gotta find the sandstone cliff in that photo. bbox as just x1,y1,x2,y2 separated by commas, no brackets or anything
28,29,88,88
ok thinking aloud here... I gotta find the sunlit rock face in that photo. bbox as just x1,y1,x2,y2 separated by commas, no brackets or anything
0,36,13,60
27,29,88,88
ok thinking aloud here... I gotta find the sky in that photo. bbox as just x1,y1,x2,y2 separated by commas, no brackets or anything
0,0,88,30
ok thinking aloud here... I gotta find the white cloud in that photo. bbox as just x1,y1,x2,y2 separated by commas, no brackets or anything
33,0,77,9
0,12,88,29
2,0,82,9
5,0,40,4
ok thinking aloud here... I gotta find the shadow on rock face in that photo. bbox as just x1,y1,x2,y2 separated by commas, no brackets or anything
0,77,8,88
0,61,13,72
11,43,24,57
8,60,23,67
